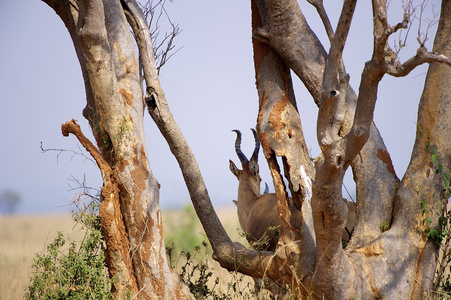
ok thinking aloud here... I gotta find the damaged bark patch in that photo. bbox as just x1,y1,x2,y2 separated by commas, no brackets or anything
258,131,272,159
118,157,129,172
355,240,384,257
112,40,138,76
269,96,288,139
377,149,396,175
119,87,134,106
131,145,150,194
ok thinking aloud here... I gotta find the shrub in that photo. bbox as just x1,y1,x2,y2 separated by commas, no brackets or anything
26,207,114,300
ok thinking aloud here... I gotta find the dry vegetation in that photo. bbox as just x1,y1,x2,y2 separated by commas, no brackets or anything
0,206,253,300
0,214,85,299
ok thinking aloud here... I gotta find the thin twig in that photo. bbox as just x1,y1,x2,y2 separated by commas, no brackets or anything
40,141,95,165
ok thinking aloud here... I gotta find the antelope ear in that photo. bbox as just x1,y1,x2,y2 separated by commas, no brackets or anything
229,160,240,178
232,200,237,207
249,157,259,176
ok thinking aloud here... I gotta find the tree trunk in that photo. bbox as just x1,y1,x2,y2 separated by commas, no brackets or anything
246,0,451,298
41,0,192,298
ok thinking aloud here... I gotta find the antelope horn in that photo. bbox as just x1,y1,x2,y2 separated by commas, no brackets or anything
251,128,260,161
232,130,248,165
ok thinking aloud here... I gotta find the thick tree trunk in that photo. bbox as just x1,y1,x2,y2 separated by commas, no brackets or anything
248,0,451,299
41,0,193,298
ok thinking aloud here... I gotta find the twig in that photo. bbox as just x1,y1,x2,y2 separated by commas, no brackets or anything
40,141,95,165
140,0,182,73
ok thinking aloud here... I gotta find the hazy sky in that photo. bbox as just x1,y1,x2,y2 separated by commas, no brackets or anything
0,0,439,214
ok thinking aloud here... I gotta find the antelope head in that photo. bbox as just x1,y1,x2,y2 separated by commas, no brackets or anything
229,129,262,200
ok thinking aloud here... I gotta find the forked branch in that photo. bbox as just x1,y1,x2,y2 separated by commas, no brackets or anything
318,0,356,155
346,0,449,163
386,46,451,76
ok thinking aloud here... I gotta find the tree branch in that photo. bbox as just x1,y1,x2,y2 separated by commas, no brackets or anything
386,46,451,76
40,141,96,165
318,0,356,155
122,0,282,279
306,0,334,41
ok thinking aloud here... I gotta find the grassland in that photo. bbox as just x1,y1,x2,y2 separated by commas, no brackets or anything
0,206,254,300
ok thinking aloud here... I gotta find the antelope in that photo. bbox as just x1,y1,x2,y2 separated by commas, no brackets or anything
230,129,356,251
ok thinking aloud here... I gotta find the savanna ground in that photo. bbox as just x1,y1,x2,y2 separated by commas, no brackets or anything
0,206,256,300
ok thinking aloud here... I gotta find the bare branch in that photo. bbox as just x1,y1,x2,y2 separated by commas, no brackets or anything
386,46,451,76
306,0,334,41
140,0,182,73
416,0,439,46
392,1,414,56
387,0,439,67
40,141,96,165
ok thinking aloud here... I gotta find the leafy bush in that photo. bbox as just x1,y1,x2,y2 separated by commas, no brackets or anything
26,207,114,300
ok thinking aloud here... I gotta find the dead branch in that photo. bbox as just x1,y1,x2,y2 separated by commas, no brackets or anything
140,0,182,73
416,0,439,46
40,141,95,165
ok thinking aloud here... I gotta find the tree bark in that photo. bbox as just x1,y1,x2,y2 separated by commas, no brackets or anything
249,0,451,298
61,120,138,296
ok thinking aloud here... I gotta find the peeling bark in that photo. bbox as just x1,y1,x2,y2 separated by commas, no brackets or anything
62,119,138,298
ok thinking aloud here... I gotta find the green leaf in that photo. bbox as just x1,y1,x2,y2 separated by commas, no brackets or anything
432,153,437,163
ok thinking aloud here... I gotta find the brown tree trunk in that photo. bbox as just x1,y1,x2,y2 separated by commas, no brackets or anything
41,0,192,298
61,120,138,296
246,0,451,299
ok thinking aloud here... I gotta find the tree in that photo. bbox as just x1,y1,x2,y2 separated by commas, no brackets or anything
0,190,21,214
40,0,451,299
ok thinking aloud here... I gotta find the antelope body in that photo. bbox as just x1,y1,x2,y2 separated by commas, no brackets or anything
230,129,356,251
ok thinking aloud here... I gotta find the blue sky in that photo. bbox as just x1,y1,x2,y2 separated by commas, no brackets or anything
0,0,438,214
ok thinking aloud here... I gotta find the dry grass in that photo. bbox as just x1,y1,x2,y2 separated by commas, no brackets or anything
0,214,85,300
0,206,254,300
